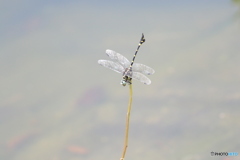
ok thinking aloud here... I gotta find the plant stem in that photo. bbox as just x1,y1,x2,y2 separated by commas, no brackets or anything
120,83,133,160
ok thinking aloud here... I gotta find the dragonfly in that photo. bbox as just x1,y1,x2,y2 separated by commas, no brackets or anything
98,34,155,86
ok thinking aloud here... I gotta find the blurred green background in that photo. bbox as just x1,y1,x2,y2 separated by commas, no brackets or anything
1,0,240,160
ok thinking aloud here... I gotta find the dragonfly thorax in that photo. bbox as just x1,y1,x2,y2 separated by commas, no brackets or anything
123,67,133,77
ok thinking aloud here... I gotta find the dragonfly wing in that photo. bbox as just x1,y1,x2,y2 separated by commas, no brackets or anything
106,49,130,69
132,63,155,75
131,71,152,85
98,60,125,74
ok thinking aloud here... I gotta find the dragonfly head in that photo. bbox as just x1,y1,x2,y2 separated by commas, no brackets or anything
121,80,127,86
121,76,131,86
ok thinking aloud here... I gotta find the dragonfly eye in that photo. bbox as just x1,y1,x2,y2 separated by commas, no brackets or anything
121,80,126,86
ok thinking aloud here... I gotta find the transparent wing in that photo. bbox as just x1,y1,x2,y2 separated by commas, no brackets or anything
106,49,130,69
131,71,152,85
98,60,124,74
132,63,155,75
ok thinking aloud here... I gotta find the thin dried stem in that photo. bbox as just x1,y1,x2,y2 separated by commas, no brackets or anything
120,83,133,160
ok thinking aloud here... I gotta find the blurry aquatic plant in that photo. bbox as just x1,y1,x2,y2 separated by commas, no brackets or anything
232,0,240,19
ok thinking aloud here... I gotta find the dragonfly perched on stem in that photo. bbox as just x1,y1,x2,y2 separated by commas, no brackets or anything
98,34,155,160
98,34,155,86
